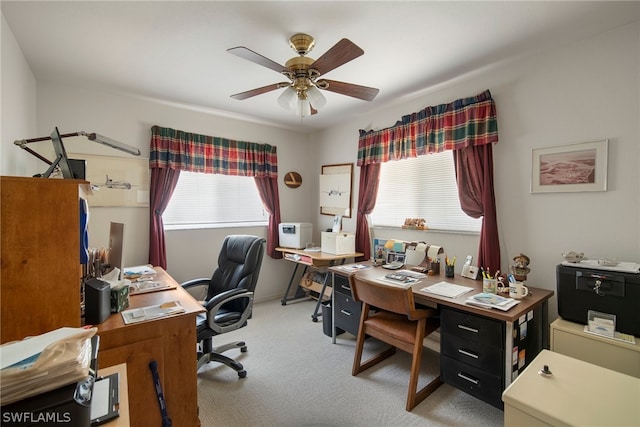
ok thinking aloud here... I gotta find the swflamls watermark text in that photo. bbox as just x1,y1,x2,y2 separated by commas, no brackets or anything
2,411,73,423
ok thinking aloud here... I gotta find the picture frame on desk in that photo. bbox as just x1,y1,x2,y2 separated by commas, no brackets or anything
530,139,608,193
373,238,388,263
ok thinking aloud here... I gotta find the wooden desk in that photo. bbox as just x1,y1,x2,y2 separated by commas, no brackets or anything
95,267,204,426
98,363,130,427
276,247,363,321
330,264,554,409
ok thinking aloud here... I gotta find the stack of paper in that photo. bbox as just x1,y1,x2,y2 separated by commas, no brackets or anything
375,275,417,288
335,264,371,273
123,265,157,280
466,293,520,311
422,281,474,298
128,280,173,295
1,327,96,405
121,301,185,324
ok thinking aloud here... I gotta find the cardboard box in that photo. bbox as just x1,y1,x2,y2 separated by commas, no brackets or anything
321,232,355,255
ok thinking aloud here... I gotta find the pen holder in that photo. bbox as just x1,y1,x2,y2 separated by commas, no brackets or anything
445,264,454,278
430,261,440,275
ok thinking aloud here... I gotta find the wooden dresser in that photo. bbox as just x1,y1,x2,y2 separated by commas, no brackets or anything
1,176,90,344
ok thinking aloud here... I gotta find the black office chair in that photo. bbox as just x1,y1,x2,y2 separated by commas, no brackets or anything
182,235,265,378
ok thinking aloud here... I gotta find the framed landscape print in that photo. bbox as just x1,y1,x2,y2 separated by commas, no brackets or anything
531,139,608,193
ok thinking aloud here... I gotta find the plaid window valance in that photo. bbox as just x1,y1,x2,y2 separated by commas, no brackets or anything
149,125,278,179
357,90,498,166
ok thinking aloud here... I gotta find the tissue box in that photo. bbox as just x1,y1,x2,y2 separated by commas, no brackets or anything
321,232,355,255
110,283,129,313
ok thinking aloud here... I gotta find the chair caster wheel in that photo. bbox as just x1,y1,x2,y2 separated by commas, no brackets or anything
241,347,247,353
312,317,318,323
238,370,247,378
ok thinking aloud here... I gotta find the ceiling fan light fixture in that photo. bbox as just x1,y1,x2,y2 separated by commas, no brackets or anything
277,86,298,110
296,98,312,117
306,85,326,110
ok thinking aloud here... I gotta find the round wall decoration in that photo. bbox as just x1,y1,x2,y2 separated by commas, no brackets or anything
284,171,302,188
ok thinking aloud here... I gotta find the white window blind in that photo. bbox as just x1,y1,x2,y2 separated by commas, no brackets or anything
370,151,482,233
163,171,268,228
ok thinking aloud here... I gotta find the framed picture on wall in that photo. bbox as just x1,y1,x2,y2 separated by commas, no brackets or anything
69,153,150,206
531,139,608,193
320,163,353,217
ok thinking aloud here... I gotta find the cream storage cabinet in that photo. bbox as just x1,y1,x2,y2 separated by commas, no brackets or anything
502,350,640,426
550,318,640,378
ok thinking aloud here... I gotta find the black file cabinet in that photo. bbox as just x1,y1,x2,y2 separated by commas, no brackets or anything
440,306,505,409
333,273,362,336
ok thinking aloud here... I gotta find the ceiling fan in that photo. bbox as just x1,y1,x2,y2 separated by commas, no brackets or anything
227,33,379,117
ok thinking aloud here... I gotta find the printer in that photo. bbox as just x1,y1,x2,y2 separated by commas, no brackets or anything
278,223,312,249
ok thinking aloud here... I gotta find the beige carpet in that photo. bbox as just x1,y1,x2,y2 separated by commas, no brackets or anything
196,298,504,427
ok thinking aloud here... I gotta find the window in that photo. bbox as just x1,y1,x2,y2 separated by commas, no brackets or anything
163,171,268,229
370,151,482,233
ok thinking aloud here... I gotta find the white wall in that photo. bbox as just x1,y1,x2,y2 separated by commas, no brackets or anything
313,22,640,319
1,14,37,175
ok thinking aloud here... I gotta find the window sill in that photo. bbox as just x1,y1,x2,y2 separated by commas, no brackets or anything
370,225,480,236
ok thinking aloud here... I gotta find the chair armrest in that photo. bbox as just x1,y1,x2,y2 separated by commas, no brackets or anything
205,289,254,334
204,288,250,312
181,278,210,301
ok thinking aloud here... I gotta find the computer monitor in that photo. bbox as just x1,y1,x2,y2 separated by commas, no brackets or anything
42,127,76,179
107,222,124,280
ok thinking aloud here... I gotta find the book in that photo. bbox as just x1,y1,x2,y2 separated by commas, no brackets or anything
121,301,185,324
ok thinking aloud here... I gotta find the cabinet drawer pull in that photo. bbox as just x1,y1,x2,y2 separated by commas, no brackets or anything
457,372,479,385
340,310,352,316
457,324,479,333
458,349,479,359
340,285,351,292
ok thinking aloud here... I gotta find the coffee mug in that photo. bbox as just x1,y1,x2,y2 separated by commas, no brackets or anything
482,277,504,294
509,282,529,299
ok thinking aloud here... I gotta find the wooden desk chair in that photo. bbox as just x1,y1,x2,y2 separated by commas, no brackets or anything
349,275,442,411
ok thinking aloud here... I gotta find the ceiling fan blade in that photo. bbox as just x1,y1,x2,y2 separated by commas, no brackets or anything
319,79,379,101
309,38,364,76
230,83,289,100
227,46,289,74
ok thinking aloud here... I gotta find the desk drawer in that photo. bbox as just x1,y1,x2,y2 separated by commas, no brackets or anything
334,289,361,336
441,355,503,409
441,332,503,375
333,274,353,297
441,307,503,348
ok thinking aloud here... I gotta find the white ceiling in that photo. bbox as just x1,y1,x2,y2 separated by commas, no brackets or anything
3,1,639,133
